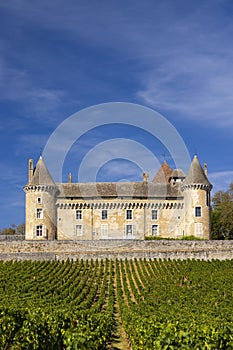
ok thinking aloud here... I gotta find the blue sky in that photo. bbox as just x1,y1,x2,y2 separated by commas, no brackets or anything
0,0,233,228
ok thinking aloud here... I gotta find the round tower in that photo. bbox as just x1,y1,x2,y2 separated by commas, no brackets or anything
24,156,58,240
181,155,212,239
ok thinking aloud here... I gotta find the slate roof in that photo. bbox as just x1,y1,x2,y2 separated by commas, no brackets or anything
29,157,56,186
183,155,212,187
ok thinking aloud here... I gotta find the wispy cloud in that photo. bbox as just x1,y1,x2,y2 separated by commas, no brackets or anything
0,60,66,123
0,162,26,187
1,3,231,128
1,1,233,130
137,53,233,127
209,171,233,193
17,133,51,157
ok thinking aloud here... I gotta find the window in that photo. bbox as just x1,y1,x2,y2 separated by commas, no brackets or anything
101,224,108,238
195,223,203,235
76,225,83,236
126,209,132,220
126,224,133,236
152,210,158,220
76,210,82,220
195,206,202,217
152,224,159,236
36,225,43,237
102,209,108,220
37,197,42,204
36,208,43,219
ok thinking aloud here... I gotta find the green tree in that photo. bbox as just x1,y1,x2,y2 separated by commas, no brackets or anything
211,182,233,239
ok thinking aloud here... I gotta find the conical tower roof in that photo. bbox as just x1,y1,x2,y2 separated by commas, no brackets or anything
152,161,173,183
183,155,212,187
29,156,56,186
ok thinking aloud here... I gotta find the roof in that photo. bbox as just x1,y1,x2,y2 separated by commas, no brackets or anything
182,155,212,187
152,161,173,184
26,155,212,197
171,169,185,178
57,181,182,199
29,156,56,186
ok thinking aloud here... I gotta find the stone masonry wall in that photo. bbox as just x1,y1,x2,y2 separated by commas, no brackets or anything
0,240,233,261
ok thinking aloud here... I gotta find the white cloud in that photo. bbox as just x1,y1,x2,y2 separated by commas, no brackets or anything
1,0,233,130
17,133,50,156
0,61,65,121
137,50,233,127
209,171,233,193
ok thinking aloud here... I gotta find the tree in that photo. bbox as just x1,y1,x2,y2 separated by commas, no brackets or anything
211,183,233,239
0,223,25,236
16,223,25,235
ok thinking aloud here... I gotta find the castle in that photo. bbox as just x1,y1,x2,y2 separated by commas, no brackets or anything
24,155,212,240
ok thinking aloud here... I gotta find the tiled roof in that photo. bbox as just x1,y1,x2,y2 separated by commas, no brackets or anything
57,182,182,199
152,161,173,183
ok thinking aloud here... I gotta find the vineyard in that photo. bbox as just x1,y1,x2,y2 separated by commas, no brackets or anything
0,258,233,349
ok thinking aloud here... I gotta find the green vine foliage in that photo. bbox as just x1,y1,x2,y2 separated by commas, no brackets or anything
0,259,233,349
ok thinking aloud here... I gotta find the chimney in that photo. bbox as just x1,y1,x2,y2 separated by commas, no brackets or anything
142,172,149,183
204,163,208,176
28,158,34,183
68,172,72,183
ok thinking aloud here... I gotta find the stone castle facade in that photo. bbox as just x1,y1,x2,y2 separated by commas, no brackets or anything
24,155,212,240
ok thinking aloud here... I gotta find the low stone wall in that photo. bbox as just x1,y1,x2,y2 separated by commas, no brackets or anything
0,240,233,261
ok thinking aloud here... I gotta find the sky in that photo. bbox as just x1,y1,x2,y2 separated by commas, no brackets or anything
0,0,233,228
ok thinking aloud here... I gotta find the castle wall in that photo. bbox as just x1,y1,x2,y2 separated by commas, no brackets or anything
1,240,233,261
56,199,186,240
144,199,185,238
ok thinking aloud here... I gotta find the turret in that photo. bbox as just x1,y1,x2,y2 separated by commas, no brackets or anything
181,155,212,239
24,156,58,240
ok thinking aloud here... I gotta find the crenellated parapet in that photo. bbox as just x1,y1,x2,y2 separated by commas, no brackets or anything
24,184,59,195
56,201,184,210
181,183,212,192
